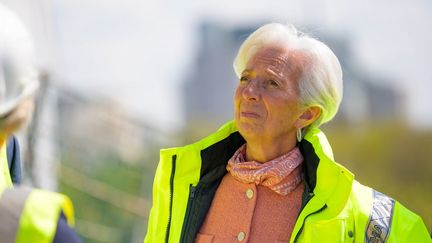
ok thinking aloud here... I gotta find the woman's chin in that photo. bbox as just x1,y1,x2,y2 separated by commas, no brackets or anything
237,123,263,140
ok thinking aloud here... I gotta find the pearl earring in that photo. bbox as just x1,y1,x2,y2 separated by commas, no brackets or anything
297,128,302,142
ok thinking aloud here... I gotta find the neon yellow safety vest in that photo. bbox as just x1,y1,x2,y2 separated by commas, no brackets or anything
0,187,75,243
145,121,431,243
0,143,13,189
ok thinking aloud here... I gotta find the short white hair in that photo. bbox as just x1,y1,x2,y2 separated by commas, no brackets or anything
233,23,343,129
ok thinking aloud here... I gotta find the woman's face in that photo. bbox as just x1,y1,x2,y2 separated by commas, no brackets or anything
234,45,306,145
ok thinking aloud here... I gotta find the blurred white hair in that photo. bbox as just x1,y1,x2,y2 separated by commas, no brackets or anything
233,23,343,129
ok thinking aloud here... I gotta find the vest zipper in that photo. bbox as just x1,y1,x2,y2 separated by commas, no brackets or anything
293,204,327,242
165,155,177,243
179,185,197,243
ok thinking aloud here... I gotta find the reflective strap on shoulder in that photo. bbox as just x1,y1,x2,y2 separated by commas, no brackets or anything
0,187,32,243
365,190,395,243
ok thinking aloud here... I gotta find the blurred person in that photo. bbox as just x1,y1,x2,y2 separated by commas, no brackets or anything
145,23,431,242
0,4,82,243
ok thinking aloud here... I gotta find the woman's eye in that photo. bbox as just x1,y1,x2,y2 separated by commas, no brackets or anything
240,76,249,82
268,79,279,87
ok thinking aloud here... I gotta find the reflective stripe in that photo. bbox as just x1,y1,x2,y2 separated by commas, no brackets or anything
0,187,32,243
365,190,395,243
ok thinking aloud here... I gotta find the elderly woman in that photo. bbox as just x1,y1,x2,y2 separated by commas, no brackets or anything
145,23,430,242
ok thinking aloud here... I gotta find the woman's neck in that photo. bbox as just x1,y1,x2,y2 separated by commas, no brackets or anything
245,138,297,163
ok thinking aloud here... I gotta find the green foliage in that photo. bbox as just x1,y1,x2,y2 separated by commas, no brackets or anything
59,151,158,243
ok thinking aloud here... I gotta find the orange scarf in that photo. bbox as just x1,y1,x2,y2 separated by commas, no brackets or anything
227,144,303,196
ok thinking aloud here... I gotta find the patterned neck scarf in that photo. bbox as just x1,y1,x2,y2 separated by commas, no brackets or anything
227,144,303,196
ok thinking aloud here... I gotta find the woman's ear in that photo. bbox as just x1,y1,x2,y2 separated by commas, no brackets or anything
295,106,321,129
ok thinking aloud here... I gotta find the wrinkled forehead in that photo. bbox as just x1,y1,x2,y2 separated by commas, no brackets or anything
245,44,309,80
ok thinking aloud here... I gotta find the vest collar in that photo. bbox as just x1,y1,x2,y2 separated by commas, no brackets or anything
207,121,355,214
300,127,354,216
173,121,354,215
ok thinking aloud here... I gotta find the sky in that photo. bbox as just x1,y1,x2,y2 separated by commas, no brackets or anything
3,0,432,130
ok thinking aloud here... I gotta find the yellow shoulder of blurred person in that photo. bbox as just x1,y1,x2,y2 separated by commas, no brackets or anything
0,140,13,188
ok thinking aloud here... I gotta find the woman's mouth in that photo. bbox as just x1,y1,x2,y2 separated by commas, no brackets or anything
241,111,260,118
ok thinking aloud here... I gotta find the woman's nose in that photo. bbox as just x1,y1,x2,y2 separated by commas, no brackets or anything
242,80,260,101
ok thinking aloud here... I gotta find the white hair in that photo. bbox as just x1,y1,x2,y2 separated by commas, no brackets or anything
233,23,343,129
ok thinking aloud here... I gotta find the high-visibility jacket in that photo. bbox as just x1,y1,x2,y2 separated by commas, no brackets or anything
0,142,13,189
0,141,76,243
0,136,21,188
145,121,431,243
0,187,75,243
